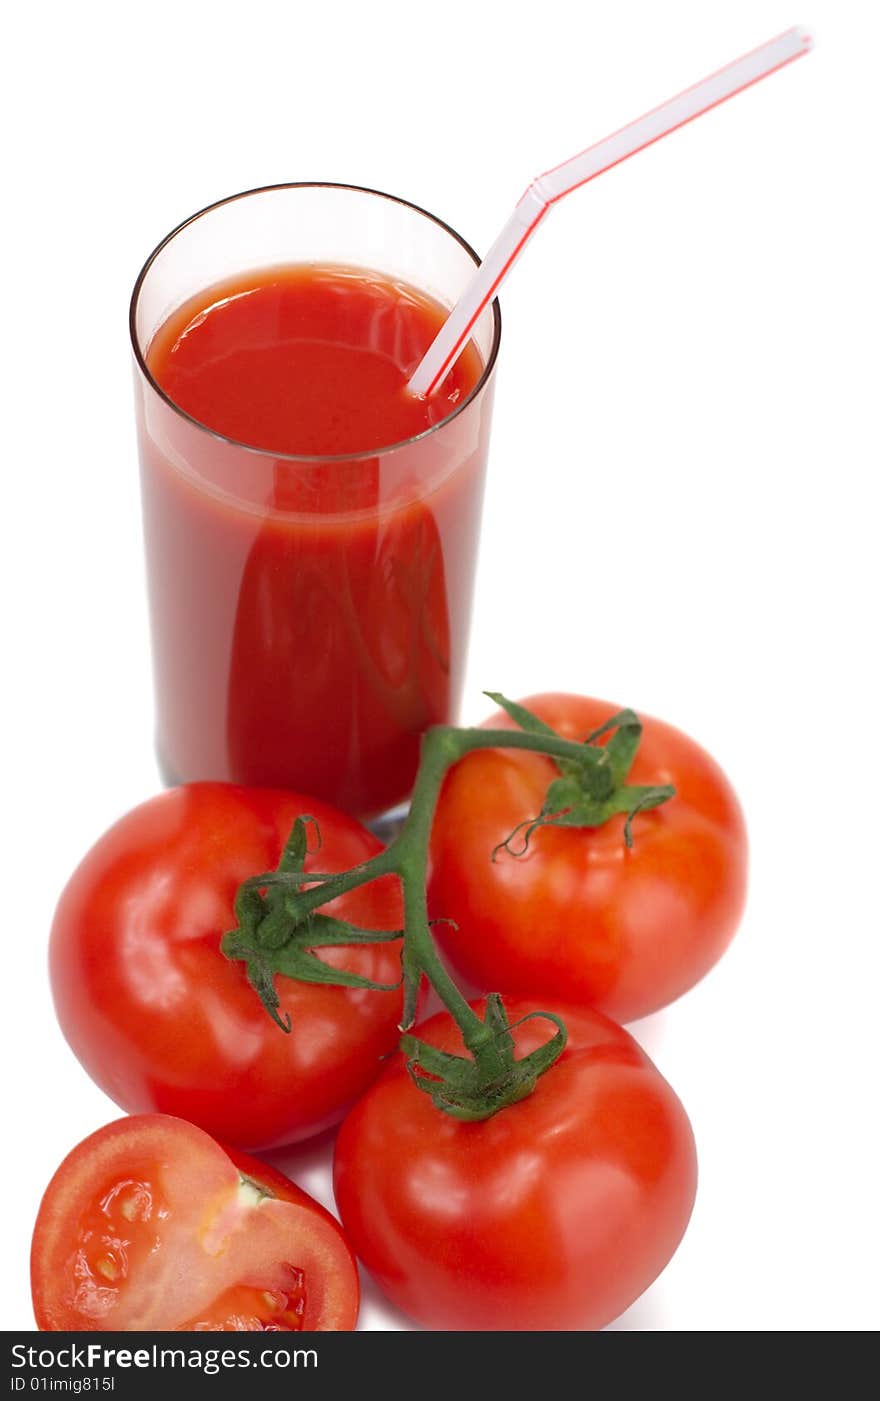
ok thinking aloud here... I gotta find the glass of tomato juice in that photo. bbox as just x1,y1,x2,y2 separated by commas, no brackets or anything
130,184,501,818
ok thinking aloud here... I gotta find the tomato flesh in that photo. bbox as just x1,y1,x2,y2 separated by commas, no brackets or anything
181,1274,306,1332
65,1175,167,1324
32,1115,358,1331
65,1172,308,1331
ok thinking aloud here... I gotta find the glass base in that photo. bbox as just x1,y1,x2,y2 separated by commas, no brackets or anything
156,743,177,790
366,800,410,844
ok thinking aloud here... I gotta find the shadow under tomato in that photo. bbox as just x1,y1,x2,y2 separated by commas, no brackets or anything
262,1128,340,1218
604,1290,666,1330
625,1006,667,1059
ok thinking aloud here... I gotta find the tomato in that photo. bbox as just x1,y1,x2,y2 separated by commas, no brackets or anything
31,1115,358,1330
50,783,403,1150
334,997,696,1331
428,694,748,1023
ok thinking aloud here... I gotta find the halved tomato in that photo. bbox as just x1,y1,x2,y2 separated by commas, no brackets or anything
31,1115,358,1331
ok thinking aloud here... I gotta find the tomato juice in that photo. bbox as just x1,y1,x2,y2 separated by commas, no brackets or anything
135,258,496,816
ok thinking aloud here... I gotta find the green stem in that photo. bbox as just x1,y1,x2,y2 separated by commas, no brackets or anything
390,729,508,1070
280,727,607,918
276,846,395,918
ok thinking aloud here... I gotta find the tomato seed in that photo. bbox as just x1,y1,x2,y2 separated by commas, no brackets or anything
106,1179,153,1224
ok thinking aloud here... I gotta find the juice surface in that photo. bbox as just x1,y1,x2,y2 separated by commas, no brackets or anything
138,264,493,816
148,264,479,456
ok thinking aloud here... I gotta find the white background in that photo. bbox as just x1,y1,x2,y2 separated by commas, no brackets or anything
2,0,877,1332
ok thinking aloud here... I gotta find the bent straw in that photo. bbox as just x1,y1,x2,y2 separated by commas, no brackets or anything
408,26,812,398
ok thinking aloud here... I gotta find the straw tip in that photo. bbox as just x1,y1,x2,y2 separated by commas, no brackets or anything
792,25,814,53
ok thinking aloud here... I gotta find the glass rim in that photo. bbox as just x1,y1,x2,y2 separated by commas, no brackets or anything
129,181,502,465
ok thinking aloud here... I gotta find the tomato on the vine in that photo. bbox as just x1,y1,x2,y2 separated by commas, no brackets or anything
428,694,747,1022
50,783,404,1150
334,997,697,1331
31,1114,358,1330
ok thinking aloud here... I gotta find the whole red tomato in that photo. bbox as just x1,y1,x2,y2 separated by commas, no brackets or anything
429,694,747,1022
32,1114,358,1330
50,784,403,1150
334,997,697,1331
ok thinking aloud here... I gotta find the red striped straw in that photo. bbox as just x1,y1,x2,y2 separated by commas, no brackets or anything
408,26,812,398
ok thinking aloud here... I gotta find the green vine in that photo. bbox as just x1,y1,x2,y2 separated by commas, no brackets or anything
222,695,674,1120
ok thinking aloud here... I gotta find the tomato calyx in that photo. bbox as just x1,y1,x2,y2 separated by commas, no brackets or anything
485,693,675,856
221,815,403,1032
400,993,567,1121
